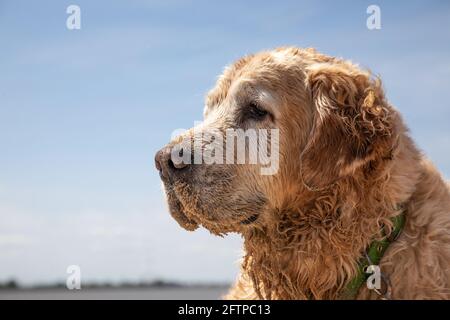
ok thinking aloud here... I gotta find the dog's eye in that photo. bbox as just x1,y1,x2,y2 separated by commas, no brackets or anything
245,102,269,121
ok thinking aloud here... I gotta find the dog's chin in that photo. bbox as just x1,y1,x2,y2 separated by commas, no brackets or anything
163,180,263,235
164,184,199,231
166,191,237,235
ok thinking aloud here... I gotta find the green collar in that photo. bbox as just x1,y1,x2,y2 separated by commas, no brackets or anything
339,212,406,300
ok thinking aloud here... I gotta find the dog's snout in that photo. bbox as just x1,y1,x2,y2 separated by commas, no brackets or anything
155,146,188,178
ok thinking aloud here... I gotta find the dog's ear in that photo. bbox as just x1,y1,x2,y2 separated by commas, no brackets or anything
301,63,397,190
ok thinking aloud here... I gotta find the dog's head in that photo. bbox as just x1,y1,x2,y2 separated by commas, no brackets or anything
155,47,397,235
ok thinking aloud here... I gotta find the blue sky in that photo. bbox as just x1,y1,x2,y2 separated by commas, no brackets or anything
0,1,449,285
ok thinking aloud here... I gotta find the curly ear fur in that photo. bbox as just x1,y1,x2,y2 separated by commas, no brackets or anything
301,63,397,190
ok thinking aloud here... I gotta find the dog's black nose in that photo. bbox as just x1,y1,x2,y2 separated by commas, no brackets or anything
155,146,188,178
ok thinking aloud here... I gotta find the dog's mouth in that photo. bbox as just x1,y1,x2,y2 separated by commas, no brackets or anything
163,184,262,233
160,170,266,233
164,183,199,231
240,213,260,225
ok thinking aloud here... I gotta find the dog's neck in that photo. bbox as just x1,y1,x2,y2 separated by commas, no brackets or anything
241,134,421,299
242,190,394,299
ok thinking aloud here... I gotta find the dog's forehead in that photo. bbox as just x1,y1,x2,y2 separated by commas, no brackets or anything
205,55,258,108
205,50,297,113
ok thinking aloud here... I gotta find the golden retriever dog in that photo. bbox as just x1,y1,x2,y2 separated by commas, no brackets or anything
155,47,450,299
